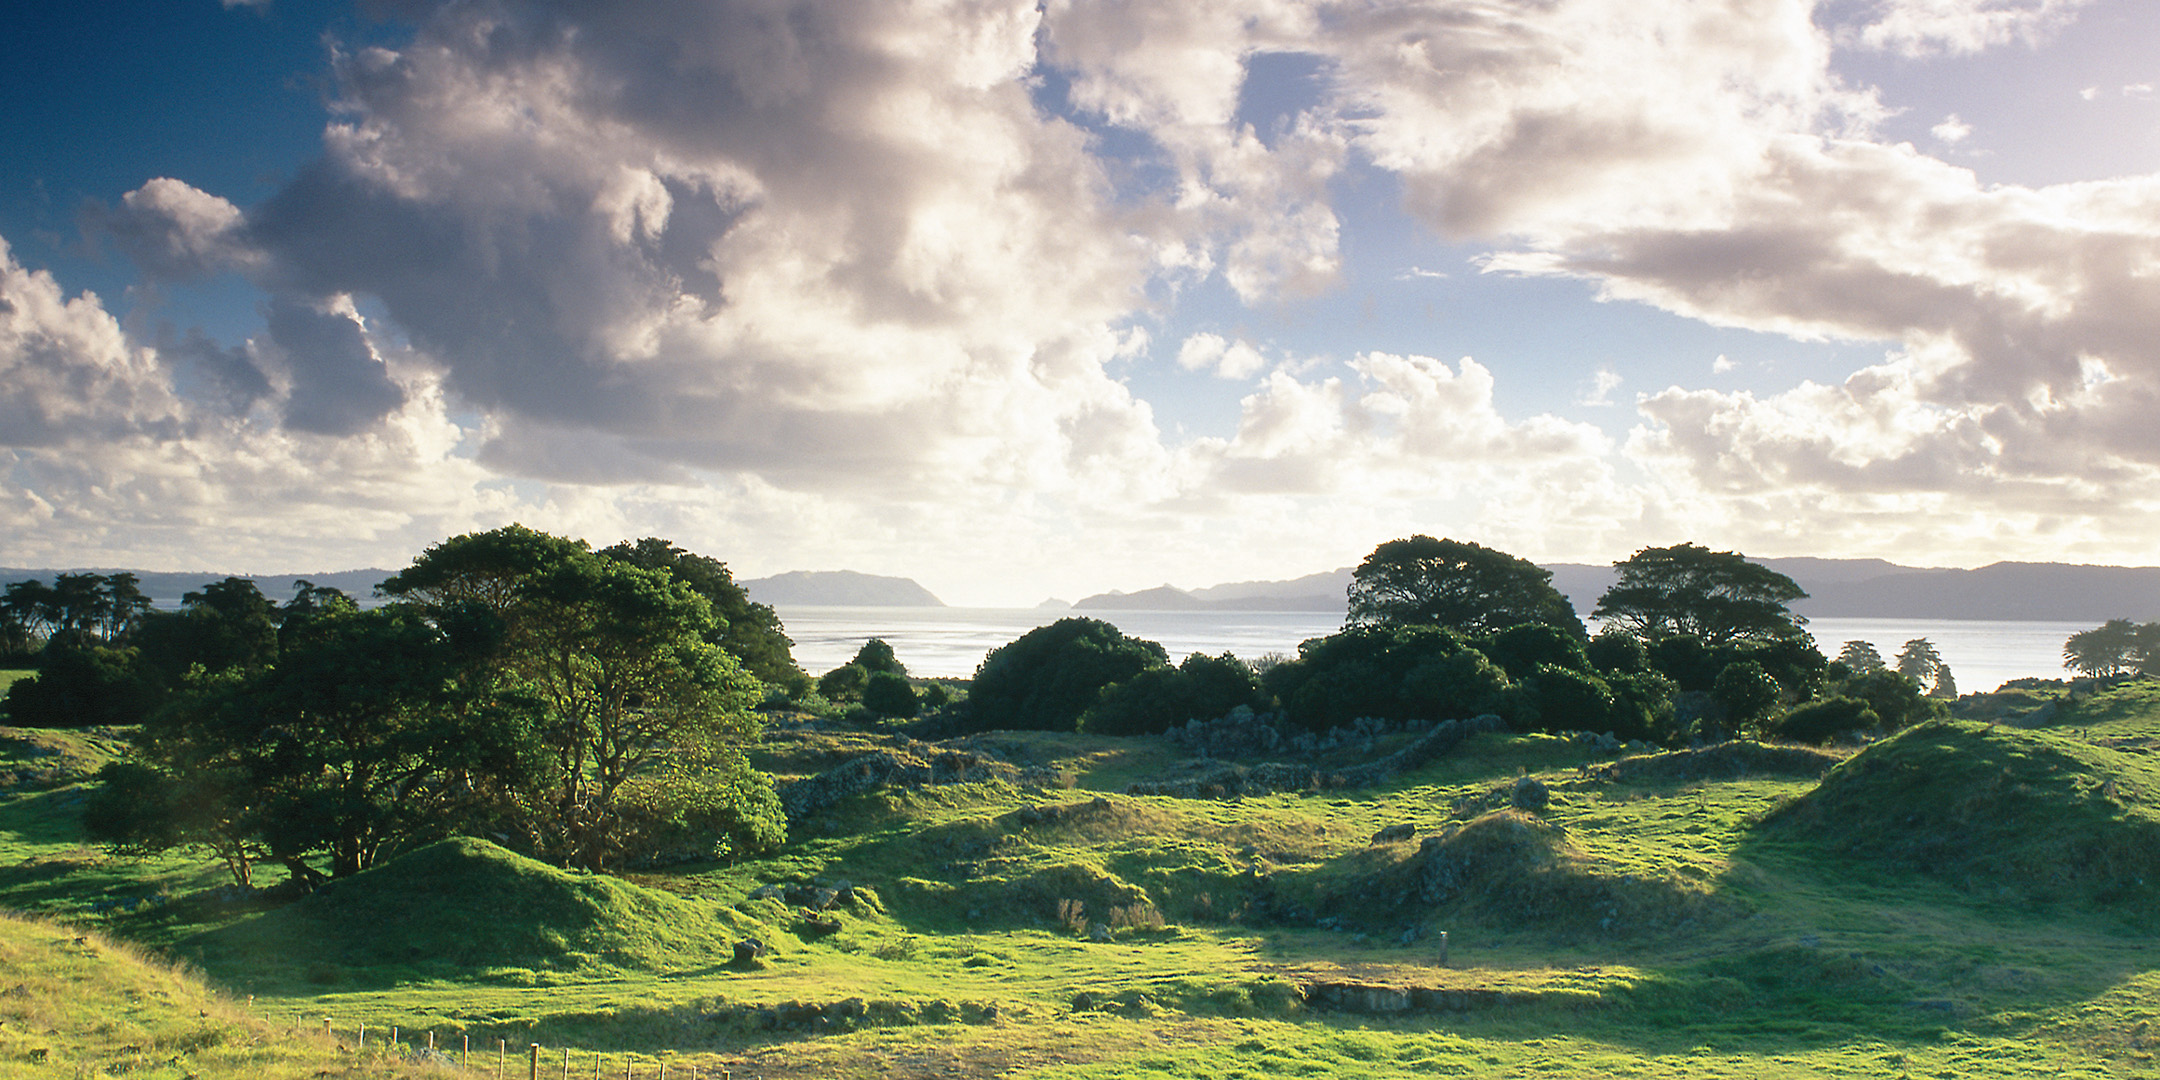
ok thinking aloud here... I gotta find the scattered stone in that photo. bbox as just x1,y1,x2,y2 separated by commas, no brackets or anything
1371,823,1417,844
732,939,767,965
748,884,783,901
1088,923,1113,943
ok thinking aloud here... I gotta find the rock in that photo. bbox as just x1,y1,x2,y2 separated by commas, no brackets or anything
1088,922,1113,943
1371,823,1417,844
799,912,842,936
732,939,766,965
1510,776,1550,812
748,884,783,901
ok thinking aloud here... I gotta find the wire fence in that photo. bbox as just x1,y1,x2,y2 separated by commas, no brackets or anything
271,1001,751,1080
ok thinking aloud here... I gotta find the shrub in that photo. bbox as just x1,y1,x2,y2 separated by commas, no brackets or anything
1714,660,1783,731
1519,664,1617,734
1586,630,1650,674
965,618,1168,732
1767,696,1880,744
1477,623,1591,680
861,671,919,719
818,663,869,703
1079,652,1266,736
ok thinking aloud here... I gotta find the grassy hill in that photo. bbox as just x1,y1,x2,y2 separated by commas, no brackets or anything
7,682,2160,1077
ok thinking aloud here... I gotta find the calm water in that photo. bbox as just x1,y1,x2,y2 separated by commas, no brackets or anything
773,606,2084,692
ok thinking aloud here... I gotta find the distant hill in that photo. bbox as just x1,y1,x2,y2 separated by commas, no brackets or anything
1076,558,2160,622
741,570,944,607
0,567,395,605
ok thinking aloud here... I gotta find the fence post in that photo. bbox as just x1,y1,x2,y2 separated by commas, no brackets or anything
529,1043,541,1080
464,1034,471,1068
1437,930,1449,966
322,1017,332,1041
563,1045,571,1078
358,1023,366,1054
498,1039,506,1079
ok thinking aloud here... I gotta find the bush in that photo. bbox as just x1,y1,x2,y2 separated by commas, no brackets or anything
1079,652,1266,736
1477,623,1590,680
1519,664,1617,734
1714,660,1782,731
1835,668,1946,731
861,671,919,719
1262,624,1517,730
1586,630,1649,674
1767,696,1880,744
965,618,1168,732
818,663,869,703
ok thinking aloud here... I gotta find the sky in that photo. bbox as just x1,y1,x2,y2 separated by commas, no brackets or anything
3,0,2158,607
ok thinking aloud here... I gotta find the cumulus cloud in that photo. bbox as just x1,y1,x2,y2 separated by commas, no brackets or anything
86,178,266,282
16,0,2160,596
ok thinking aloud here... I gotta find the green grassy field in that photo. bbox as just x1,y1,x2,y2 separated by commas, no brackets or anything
5,681,2160,1078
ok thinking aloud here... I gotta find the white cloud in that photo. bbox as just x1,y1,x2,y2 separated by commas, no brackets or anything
1175,332,1269,379
15,0,2160,599
1580,368,1625,406
1834,0,2093,57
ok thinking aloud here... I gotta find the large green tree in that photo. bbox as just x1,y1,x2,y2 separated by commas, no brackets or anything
1347,536,1584,637
2062,619,2157,678
386,527,777,870
1593,544,1807,646
598,537,806,689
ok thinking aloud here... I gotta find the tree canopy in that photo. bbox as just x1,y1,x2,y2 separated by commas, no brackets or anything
1592,544,1808,646
88,526,784,882
1347,536,1584,637
2062,619,2158,677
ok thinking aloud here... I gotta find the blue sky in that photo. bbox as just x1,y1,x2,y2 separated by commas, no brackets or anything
3,0,2158,605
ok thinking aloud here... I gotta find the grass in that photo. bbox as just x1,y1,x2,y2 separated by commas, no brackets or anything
7,692,2160,1077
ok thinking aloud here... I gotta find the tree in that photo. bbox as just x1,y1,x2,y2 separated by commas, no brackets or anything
379,526,779,870
1895,638,1955,696
2062,619,2156,678
966,618,1168,732
133,577,281,685
87,606,534,883
505,555,768,869
1347,536,1583,636
598,537,806,688
1836,640,1886,674
1593,544,1807,646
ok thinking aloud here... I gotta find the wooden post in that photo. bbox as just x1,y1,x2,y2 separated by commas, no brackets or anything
529,1043,541,1080
322,1017,332,1040
464,1034,471,1067
498,1039,506,1079
563,1046,571,1078
1438,930,1449,966
391,1026,399,1050
358,1023,366,1053
429,1031,436,1051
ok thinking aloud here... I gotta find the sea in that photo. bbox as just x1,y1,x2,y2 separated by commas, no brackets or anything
772,606,2087,693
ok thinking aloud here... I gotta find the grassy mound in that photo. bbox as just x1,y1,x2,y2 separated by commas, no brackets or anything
183,837,758,988
1763,720,2160,905
1306,810,1727,938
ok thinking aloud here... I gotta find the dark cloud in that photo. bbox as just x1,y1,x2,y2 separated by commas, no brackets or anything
265,296,405,436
